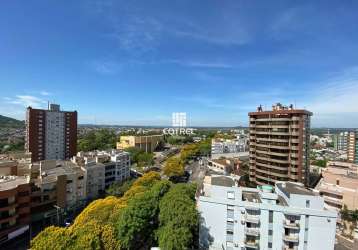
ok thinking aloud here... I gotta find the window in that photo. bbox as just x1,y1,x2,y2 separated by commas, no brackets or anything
306,200,310,208
227,191,235,200
268,229,273,235
269,210,273,223
268,242,272,248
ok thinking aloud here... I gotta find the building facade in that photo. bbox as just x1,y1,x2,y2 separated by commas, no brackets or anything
30,160,86,222
333,132,349,151
347,131,358,164
248,103,312,186
212,137,248,155
315,161,358,211
198,176,337,250
74,150,131,189
117,135,163,153
0,176,31,244
26,104,77,162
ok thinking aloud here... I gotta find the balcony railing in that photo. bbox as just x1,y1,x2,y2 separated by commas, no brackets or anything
283,233,299,242
283,220,300,229
245,228,260,236
282,246,298,250
244,240,260,249
245,214,260,224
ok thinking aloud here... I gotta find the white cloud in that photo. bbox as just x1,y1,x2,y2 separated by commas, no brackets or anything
40,91,51,96
5,95,47,108
304,67,358,127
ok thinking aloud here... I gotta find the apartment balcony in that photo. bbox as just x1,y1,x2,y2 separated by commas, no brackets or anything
256,150,288,157
282,246,298,250
324,196,343,206
290,124,300,129
290,160,298,165
255,117,291,121
283,220,300,229
291,139,299,143
255,142,290,150
256,156,289,164
256,162,288,171
290,153,299,158
245,214,260,224
283,233,299,243
255,131,290,136
256,137,289,143
226,234,234,242
245,228,260,236
255,173,278,183
255,168,288,178
244,240,260,249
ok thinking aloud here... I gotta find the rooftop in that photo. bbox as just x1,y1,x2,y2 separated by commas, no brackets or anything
276,182,316,197
242,191,261,203
249,103,312,116
0,176,29,191
204,175,236,187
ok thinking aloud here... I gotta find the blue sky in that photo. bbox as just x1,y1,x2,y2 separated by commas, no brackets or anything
0,1,358,127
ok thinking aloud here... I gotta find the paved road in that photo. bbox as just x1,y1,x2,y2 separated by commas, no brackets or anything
335,234,357,250
187,160,207,187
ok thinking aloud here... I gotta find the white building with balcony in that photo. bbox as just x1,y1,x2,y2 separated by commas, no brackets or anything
198,176,337,250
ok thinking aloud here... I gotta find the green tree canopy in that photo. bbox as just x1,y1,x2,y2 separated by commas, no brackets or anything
78,129,117,151
163,157,185,177
157,183,199,250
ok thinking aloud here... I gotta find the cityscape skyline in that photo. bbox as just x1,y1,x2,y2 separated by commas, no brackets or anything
1,1,358,127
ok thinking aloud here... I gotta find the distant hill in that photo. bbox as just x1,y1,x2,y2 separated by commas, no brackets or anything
0,115,24,128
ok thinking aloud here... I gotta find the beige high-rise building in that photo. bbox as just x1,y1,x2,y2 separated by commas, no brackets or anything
347,131,358,163
249,103,312,186
117,135,163,153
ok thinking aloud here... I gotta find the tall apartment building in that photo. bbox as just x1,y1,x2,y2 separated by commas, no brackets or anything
0,176,31,244
26,104,77,162
249,103,312,186
198,175,337,250
347,131,358,164
117,135,163,153
333,132,349,151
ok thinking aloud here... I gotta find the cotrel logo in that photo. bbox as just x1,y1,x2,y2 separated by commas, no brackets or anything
163,112,195,135
172,112,186,127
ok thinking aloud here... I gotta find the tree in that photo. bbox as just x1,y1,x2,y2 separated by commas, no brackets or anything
115,180,172,249
124,147,154,169
106,179,135,197
77,129,117,152
31,221,120,250
163,157,184,177
32,171,163,249
156,183,199,250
